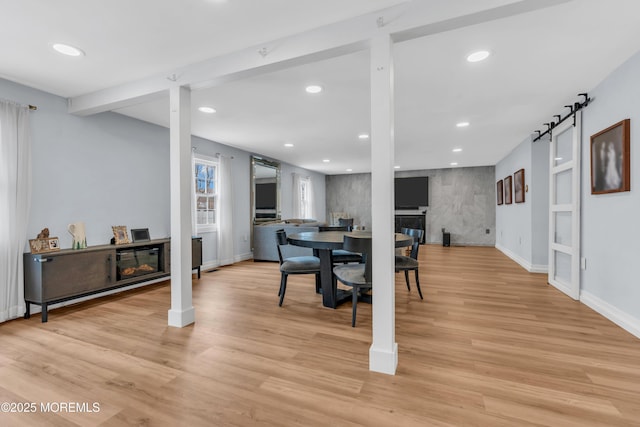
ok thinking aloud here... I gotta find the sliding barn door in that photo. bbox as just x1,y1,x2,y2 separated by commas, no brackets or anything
548,112,581,300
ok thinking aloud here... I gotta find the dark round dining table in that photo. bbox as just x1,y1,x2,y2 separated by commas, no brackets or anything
287,231,413,308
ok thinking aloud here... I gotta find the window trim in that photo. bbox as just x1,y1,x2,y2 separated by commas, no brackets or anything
193,154,218,233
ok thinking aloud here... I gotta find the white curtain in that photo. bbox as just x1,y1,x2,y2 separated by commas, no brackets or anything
0,100,32,323
292,173,304,218
217,155,234,266
292,173,315,219
305,176,316,219
190,149,197,236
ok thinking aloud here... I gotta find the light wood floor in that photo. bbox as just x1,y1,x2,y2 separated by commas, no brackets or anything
2,245,640,426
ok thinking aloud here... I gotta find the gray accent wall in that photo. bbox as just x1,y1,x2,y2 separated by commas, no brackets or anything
325,173,372,228
326,166,496,246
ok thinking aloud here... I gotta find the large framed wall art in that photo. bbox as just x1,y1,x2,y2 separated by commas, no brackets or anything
590,119,630,194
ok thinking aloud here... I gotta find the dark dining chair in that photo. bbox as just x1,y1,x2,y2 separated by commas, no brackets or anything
275,229,321,306
395,227,424,299
318,225,349,232
337,218,354,230
333,235,372,327
318,226,363,264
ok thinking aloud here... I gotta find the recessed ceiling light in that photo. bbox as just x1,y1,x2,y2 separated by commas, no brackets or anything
305,85,323,94
198,106,216,114
467,50,490,63
453,148,463,152
322,159,330,163
284,143,294,148
358,133,369,140
346,168,353,172
52,43,85,57
450,162,458,166
456,122,470,128
394,166,400,169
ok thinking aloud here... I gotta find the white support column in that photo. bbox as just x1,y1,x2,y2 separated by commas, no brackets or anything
369,33,397,375
168,85,195,327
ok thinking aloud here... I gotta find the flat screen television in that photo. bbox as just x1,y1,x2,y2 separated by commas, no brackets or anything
395,176,428,209
255,183,277,209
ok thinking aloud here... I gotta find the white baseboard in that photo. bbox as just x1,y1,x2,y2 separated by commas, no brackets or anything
236,252,253,262
202,252,253,271
369,342,398,375
201,261,218,271
168,306,195,327
529,264,548,274
496,246,639,340
581,291,640,340
495,244,548,273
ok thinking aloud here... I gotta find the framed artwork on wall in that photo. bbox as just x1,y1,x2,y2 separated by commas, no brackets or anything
590,118,630,194
504,175,512,204
514,169,525,203
496,180,504,205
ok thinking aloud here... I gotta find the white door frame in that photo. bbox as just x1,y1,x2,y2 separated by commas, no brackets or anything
548,112,581,300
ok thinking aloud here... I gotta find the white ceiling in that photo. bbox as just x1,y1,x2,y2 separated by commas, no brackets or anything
3,0,640,175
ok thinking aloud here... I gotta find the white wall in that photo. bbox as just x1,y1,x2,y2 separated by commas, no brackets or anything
496,137,533,269
495,133,549,272
188,148,327,268
495,137,549,273
530,138,550,266
280,163,326,221
1,79,173,249
1,78,325,271
496,49,640,337
580,50,640,336
190,138,253,267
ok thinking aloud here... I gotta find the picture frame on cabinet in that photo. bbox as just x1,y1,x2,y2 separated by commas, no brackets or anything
29,237,60,254
112,225,130,245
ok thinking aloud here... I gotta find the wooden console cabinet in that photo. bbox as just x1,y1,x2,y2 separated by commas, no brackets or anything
24,237,202,322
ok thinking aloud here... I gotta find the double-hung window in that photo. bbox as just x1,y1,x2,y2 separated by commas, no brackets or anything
194,156,218,232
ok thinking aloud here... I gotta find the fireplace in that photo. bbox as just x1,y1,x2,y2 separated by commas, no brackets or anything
116,247,160,280
395,214,426,243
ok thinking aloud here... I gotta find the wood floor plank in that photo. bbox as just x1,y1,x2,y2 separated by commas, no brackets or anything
2,244,640,426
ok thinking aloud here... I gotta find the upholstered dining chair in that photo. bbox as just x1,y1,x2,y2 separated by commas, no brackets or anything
395,227,424,299
275,229,321,306
329,212,349,226
333,235,372,327
337,217,354,230
318,225,363,264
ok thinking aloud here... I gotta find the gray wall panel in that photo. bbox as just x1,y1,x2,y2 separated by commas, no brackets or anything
326,166,496,246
